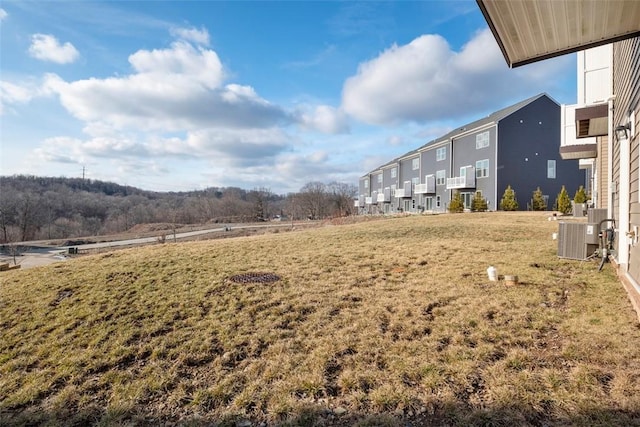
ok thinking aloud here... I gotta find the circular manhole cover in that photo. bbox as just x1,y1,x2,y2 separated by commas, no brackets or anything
228,272,281,284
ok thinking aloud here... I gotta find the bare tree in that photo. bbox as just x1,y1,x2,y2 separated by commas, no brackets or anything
0,189,17,244
298,182,328,220
248,187,273,221
327,182,358,217
16,192,43,241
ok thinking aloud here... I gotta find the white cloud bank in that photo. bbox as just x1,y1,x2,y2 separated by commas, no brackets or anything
28,34,80,64
0,8,8,21
297,105,349,134
42,40,290,132
342,28,573,125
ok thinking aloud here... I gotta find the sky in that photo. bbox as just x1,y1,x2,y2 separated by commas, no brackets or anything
0,1,577,194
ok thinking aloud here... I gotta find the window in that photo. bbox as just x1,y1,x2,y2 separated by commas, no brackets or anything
377,174,383,184
412,177,420,185
364,180,369,189
390,167,397,178
476,131,489,149
436,147,446,161
547,160,556,179
476,159,489,178
412,157,420,170
436,195,441,208
460,166,467,177
436,170,446,185
390,184,396,196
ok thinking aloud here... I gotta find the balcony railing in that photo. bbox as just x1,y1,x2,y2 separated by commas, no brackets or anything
446,174,476,189
365,197,373,204
415,183,434,194
394,189,406,198
446,176,466,189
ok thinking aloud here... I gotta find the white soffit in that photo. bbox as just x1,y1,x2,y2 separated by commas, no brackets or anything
477,0,640,68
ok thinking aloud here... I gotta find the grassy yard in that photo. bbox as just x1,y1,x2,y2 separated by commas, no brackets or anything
1,212,639,426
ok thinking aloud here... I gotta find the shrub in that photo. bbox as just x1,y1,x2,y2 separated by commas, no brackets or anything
448,191,464,213
574,185,588,203
555,185,572,214
500,185,519,211
531,187,547,211
471,191,488,212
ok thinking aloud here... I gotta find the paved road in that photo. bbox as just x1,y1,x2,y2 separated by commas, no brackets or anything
60,222,303,250
2,222,306,269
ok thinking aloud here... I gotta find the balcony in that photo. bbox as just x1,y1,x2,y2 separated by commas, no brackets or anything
446,174,475,190
414,183,428,194
415,175,436,194
394,180,413,198
365,197,373,205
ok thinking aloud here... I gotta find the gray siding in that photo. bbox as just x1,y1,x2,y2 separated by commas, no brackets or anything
452,126,498,209
398,156,420,212
399,156,420,184
382,165,398,189
420,144,450,211
359,176,369,197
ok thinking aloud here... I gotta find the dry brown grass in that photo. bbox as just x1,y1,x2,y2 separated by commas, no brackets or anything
1,212,640,426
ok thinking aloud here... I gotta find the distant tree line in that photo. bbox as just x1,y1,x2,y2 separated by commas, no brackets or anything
0,175,357,242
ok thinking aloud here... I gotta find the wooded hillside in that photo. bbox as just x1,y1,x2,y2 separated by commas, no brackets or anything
0,176,356,242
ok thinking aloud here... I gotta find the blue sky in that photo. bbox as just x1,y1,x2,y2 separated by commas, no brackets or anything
0,1,577,194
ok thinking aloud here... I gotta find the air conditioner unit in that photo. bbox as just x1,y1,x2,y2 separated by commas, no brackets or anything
557,222,599,260
588,208,608,225
573,202,586,217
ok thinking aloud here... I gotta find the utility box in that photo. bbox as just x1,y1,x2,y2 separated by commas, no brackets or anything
557,222,599,260
584,223,600,244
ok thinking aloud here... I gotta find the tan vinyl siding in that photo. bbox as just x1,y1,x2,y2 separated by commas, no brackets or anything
614,36,640,281
612,132,621,222
597,136,609,209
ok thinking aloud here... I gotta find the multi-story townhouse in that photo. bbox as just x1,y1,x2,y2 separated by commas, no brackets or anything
476,1,640,313
417,140,447,212
358,94,585,214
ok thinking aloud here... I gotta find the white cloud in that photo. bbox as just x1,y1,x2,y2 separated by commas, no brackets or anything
28,34,79,64
128,41,221,86
0,8,8,21
35,127,292,168
297,105,349,134
170,26,210,45
0,77,55,114
342,28,573,125
44,41,290,131
33,137,86,164
1,81,34,105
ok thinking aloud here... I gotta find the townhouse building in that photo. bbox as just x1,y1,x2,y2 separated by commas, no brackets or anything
357,94,585,214
476,0,640,313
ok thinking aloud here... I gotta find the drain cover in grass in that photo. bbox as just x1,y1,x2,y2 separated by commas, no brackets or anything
228,272,281,284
